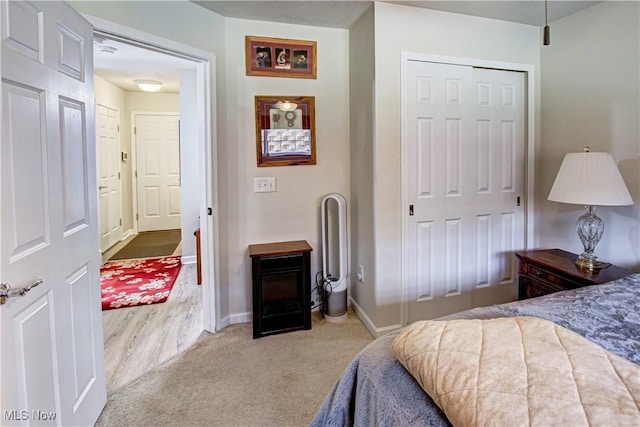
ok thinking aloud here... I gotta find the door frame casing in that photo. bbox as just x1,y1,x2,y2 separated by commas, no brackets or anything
85,14,220,333
400,52,536,326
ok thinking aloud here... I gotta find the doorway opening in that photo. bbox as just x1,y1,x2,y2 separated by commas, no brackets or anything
92,31,214,394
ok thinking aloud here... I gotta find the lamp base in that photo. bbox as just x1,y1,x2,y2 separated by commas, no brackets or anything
575,205,605,273
575,255,603,272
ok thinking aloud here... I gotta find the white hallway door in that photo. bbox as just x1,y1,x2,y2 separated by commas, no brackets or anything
97,104,122,251
1,1,106,426
404,60,525,323
135,113,181,231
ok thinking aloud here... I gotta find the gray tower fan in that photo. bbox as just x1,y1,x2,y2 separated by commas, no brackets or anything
321,193,348,322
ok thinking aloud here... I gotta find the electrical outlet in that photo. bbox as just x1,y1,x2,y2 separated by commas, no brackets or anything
254,177,276,192
357,264,364,282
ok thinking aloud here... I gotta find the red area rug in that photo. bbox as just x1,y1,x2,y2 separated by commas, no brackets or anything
100,256,182,310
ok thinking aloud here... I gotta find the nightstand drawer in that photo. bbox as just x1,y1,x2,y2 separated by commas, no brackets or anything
524,264,584,290
515,249,633,301
520,277,563,299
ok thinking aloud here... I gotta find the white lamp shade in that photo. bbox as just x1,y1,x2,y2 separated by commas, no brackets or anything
548,152,633,206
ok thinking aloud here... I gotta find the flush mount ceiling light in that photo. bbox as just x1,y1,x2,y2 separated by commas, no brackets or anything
135,79,162,92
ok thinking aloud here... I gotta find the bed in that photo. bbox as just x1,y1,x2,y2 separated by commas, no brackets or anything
311,273,640,426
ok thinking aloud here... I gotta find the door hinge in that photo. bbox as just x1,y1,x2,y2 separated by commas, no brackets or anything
135,170,137,178
134,126,136,135
517,196,521,206
117,125,120,132
409,205,414,216
136,213,139,220
207,208,213,216
119,218,122,226
118,172,121,179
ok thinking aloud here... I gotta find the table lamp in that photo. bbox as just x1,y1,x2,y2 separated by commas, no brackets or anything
547,148,633,271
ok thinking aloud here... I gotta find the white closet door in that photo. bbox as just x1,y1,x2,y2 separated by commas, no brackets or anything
404,60,525,323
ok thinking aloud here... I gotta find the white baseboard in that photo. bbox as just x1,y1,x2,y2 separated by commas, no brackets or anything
349,297,376,337
230,311,251,324
218,311,251,331
219,304,403,338
121,229,135,241
217,315,230,330
181,255,196,265
375,322,404,337
219,304,404,338
219,305,402,338
349,297,403,338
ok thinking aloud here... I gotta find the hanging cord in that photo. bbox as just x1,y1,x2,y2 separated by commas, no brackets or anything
543,0,551,45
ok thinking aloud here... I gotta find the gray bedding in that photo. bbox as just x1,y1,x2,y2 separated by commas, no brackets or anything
310,273,640,427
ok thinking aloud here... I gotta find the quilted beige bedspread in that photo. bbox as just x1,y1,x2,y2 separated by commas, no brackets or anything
393,316,640,426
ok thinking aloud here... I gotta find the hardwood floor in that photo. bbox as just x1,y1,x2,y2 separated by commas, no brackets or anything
101,240,203,394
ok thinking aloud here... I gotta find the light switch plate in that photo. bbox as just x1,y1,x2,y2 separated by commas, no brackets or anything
254,177,276,192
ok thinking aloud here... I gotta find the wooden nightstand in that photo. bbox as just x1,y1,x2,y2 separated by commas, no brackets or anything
515,249,633,300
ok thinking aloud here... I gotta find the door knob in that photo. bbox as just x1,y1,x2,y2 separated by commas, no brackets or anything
0,279,43,305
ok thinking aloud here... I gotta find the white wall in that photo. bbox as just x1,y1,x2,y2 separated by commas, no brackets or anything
94,74,126,116
348,6,376,330
538,1,640,270
366,2,541,331
220,18,350,321
126,91,179,112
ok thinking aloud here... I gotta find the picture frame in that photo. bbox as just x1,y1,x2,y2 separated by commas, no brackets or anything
245,36,317,79
255,96,316,167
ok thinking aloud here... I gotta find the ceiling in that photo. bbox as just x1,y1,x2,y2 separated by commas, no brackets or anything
192,1,601,29
94,1,600,94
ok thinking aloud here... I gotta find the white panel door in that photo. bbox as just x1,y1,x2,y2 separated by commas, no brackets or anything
1,1,106,426
404,60,525,323
135,114,181,232
97,104,122,251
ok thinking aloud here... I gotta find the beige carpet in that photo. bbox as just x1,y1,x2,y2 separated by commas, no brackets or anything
96,309,373,426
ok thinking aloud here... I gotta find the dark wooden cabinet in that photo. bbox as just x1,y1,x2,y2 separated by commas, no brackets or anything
249,240,312,339
515,249,633,300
